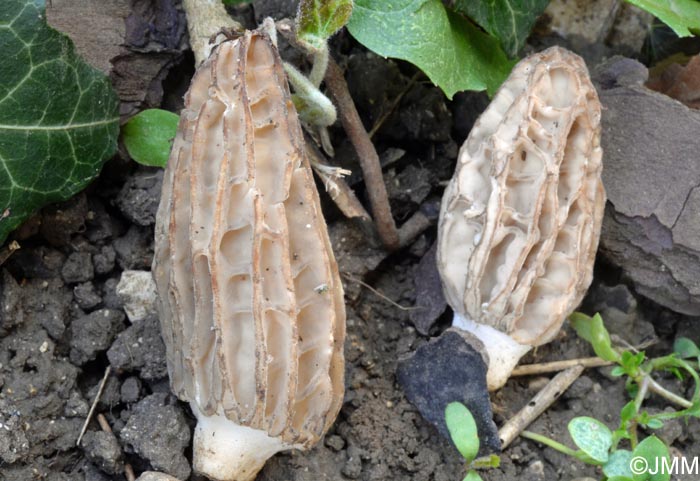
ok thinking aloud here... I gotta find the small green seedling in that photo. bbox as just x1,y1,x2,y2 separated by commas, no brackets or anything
445,402,500,481
447,314,700,481
520,313,700,481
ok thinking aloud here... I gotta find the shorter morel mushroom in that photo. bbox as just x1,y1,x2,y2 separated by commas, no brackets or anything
152,25,345,481
438,47,605,390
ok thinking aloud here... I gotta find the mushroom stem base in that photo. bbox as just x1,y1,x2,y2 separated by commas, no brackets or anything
191,405,291,481
452,312,532,391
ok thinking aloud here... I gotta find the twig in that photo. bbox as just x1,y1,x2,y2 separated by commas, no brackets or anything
181,0,242,65
305,140,372,223
76,365,111,446
341,272,418,311
397,209,434,248
499,365,584,449
325,57,400,250
125,464,136,481
96,413,112,433
511,338,659,376
98,411,137,481
0,240,20,267
368,72,421,139
511,357,612,376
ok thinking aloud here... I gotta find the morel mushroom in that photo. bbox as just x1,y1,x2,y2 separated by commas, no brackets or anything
152,26,345,481
438,47,605,391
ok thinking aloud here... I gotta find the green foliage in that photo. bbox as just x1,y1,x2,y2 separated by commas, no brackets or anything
445,402,480,462
0,0,119,244
632,436,670,481
568,417,613,463
570,312,621,363
222,0,253,5
452,0,550,57
347,0,514,98
296,0,353,52
518,313,700,481
445,402,498,481
122,109,179,168
603,450,634,478
624,0,700,38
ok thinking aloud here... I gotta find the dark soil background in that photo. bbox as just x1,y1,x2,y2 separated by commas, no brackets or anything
1,1,700,480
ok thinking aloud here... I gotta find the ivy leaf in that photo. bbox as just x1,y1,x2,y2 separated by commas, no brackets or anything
347,0,514,98
624,0,700,38
0,0,119,244
445,402,480,463
568,416,613,463
452,0,550,58
122,109,179,168
296,0,354,52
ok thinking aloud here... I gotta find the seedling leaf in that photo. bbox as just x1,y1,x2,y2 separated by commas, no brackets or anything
347,0,514,98
673,337,700,359
632,435,670,481
296,0,353,52
624,0,700,38
570,312,621,363
603,450,634,478
452,0,550,57
463,471,483,481
568,416,612,463
122,109,179,168
0,0,119,244
445,402,479,462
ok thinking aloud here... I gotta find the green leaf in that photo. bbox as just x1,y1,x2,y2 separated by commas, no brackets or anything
570,312,621,363
463,471,483,481
445,402,480,462
608,477,635,481
0,0,119,244
122,109,179,168
673,337,700,359
452,0,549,58
604,450,634,478
632,435,670,481
347,0,515,98
620,401,638,425
568,417,613,463
296,0,354,52
645,419,664,430
624,0,700,38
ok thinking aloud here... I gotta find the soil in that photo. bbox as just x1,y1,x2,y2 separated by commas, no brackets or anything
2,1,699,481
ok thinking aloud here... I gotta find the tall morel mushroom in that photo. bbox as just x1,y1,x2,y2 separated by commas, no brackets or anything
438,47,605,390
152,26,345,481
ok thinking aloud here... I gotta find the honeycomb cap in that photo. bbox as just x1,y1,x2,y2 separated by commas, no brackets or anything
438,47,605,348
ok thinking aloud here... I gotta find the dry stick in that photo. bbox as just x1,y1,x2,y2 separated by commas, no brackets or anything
511,338,658,377
124,464,137,481
181,0,242,65
325,58,400,251
98,412,137,481
511,357,612,376
305,140,373,224
397,210,433,248
499,365,584,449
76,365,111,446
